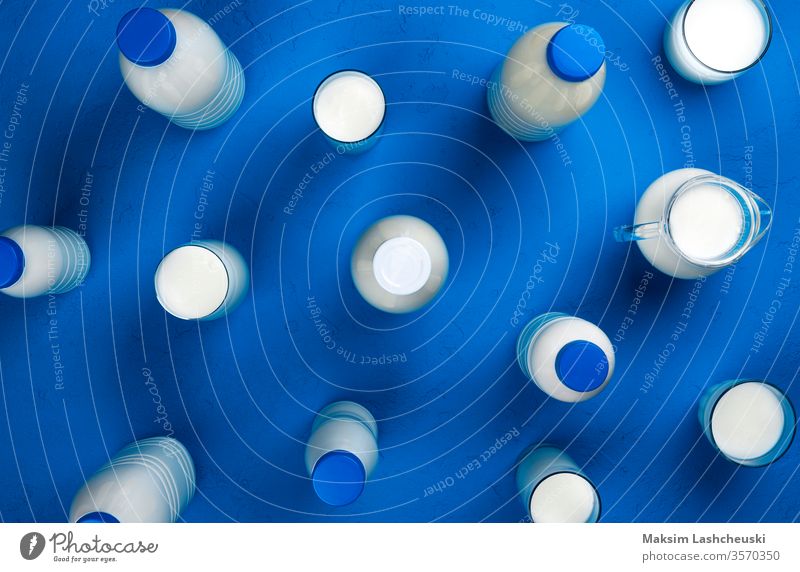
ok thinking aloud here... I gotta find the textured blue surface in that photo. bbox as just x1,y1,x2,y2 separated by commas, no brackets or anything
0,0,799,523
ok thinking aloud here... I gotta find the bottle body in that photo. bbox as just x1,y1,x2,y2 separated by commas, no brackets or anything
488,22,606,141
305,401,378,506
155,239,249,321
516,445,600,523
0,225,90,298
699,380,795,467
118,8,245,130
517,312,614,402
352,215,448,313
69,437,196,523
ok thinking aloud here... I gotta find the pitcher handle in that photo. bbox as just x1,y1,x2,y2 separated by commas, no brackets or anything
614,221,660,243
749,193,773,243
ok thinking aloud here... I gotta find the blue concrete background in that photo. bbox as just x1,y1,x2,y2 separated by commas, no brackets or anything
0,0,798,522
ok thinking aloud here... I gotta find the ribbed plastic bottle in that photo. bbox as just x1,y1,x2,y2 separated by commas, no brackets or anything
305,401,379,507
0,225,90,298
69,437,196,523
517,312,614,402
117,7,245,130
488,23,606,141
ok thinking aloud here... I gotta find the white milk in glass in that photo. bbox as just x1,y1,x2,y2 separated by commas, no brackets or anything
155,240,248,320
0,225,90,298
352,215,448,313
615,168,772,279
488,23,606,141
117,7,245,129
700,381,795,466
313,70,385,153
516,445,600,523
664,0,771,84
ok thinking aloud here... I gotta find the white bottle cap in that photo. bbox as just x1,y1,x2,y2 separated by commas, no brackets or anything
372,237,432,296
155,245,229,320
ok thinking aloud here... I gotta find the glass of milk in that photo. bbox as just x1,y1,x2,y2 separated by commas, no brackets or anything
313,70,386,154
615,169,772,279
664,0,772,84
155,240,249,320
517,312,615,403
305,401,379,506
517,445,600,523
351,215,448,313
699,380,795,467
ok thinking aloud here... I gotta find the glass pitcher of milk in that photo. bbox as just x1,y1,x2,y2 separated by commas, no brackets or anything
516,445,600,523
699,380,795,467
664,0,771,85
614,168,771,279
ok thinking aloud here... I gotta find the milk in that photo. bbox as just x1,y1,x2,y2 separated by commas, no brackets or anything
69,437,195,523
488,23,606,141
517,313,615,402
700,381,795,466
517,445,600,523
664,0,771,84
118,8,245,130
155,240,248,320
305,401,379,506
313,70,385,153
0,225,90,298
618,168,771,279
352,215,448,313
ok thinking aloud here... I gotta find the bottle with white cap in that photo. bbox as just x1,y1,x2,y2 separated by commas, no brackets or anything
664,0,771,85
155,240,249,321
69,437,196,523
488,22,607,141
0,225,90,299
517,312,614,402
614,168,772,279
313,70,386,154
517,444,600,523
305,401,378,507
699,380,795,467
117,7,245,130
351,215,448,314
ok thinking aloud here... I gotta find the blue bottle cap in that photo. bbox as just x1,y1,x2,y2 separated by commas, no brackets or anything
116,8,177,67
547,24,606,82
0,236,24,289
555,340,609,393
76,512,120,523
312,450,366,506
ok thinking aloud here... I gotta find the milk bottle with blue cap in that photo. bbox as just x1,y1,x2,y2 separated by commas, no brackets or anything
488,22,607,141
305,401,378,507
117,7,245,130
352,215,448,314
517,313,614,402
69,437,196,523
0,225,90,299
154,240,249,321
